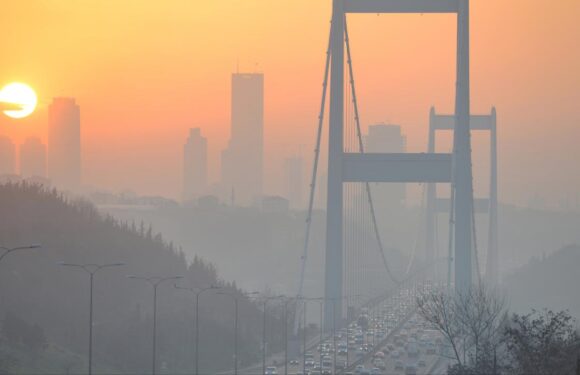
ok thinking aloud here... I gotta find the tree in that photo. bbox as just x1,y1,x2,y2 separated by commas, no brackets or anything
2,312,26,346
504,309,580,375
454,285,508,369
22,323,48,359
0,342,17,373
0,182,272,373
416,284,508,373
416,287,463,365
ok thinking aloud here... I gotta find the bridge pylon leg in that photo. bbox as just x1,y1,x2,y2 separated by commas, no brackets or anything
453,0,474,292
324,0,345,331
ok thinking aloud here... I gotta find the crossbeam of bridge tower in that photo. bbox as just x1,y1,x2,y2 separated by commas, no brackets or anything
324,0,474,330
425,107,498,285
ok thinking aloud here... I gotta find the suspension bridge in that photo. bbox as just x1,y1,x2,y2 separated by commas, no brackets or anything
294,0,499,335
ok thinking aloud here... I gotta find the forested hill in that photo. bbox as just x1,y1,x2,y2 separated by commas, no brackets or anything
0,182,279,373
505,244,580,318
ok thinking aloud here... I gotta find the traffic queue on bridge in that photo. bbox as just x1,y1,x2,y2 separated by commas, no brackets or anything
265,281,445,375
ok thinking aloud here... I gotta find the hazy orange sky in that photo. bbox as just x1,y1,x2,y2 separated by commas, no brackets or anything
0,0,578,208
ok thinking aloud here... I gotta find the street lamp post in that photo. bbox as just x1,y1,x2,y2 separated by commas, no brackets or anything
261,295,284,375
217,291,259,375
59,262,124,375
0,244,41,265
332,299,336,373
263,299,267,375
128,275,183,375
174,284,220,375
319,297,338,374
327,294,360,373
295,297,325,374
281,297,294,375
318,299,323,369
303,299,309,375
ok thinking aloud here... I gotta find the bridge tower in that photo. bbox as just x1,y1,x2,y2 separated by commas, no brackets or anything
425,107,499,285
324,0,474,327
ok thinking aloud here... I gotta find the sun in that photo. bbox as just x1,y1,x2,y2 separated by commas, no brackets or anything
0,82,38,119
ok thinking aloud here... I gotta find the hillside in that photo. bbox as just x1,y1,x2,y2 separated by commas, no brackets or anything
0,182,285,374
98,198,415,298
504,244,580,318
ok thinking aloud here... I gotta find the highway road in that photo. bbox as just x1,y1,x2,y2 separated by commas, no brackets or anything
255,280,449,375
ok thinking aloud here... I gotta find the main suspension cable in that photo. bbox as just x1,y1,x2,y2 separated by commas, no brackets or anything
294,20,333,333
344,16,401,285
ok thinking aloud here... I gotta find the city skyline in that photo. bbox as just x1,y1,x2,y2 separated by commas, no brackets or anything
183,127,207,202
0,1,577,209
20,136,47,179
221,72,264,206
48,97,81,190
0,136,15,176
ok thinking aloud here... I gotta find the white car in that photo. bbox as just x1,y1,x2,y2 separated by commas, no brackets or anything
265,366,278,375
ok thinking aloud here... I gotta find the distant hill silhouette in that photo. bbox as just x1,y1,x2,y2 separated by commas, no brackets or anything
99,195,416,300
0,182,286,373
504,244,580,318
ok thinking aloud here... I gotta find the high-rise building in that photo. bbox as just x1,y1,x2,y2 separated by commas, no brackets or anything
365,124,407,208
0,136,16,175
366,124,406,154
20,137,47,178
284,156,303,209
183,128,208,202
48,98,81,190
221,73,264,205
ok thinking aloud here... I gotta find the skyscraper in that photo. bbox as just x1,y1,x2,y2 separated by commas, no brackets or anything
0,136,16,175
48,98,81,190
183,128,208,202
366,124,406,154
365,124,407,208
284,156,303,209
20,137,47,178
221,73,264,205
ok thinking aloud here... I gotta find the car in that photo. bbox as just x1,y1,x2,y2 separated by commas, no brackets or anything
265,366,278,375
355,364,365,374
336,361,347,370
289,360,299,366
426,343,436,355
405,364,418,375
374,359,386,370
406,343,420,358
391,350,401,358
394,360,404,371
